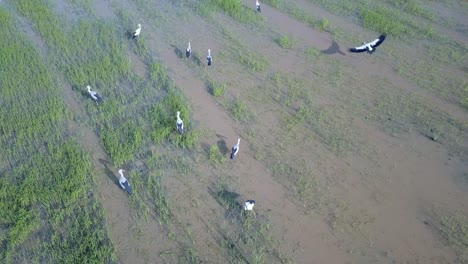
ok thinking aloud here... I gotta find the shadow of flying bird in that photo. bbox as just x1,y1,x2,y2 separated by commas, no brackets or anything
321,41,346,55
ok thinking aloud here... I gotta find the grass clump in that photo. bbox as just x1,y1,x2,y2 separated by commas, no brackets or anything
209,82,227,97
101,120,144,166
13,0,130,87
130,166,172,225
226,97,252,123
359,7,407,36
272,160,329,213
0,9,115,263
386,0,434,21
236,49,269,72
264,0,329,31
369,78,467,155
426,208,468,260
269,73,310,107
151,87,199,149
210,184,290,263
330,203,374,235
276,35,295,49
219,27,269,72
196,0,264,25
208,144,226,166
286,104,354,155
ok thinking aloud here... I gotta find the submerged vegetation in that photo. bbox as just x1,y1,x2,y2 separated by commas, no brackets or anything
1,0,466,262
0,9,115,263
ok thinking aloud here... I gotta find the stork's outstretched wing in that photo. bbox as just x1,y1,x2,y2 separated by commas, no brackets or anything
349,44,368,53
369,35,386,48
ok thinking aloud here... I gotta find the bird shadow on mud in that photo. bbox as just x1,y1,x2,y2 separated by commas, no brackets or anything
192,52,203,66
98,158,120,188
216,134,229,155
125,30,134,40
321,40,346,55
171,44,184,58
208,186,243,220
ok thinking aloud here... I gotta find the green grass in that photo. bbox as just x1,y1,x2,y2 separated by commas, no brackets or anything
272,160,329,214
10,1,205,260
0,9,115,263
368,77,467,156
276,35,295,49
209,183,292,263
208,81,227,97
151,87,200,149
226,97,253,123
329,203,374,236
209,144,227,166
218,26,270,72
236,49,270,72
426,208,468,261
194,0,264,25
101,120,144,166
263,0,330,31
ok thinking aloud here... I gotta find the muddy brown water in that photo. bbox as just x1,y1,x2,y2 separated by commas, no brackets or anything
9,0,467,262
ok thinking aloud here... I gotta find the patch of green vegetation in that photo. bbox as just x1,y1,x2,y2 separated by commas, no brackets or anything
330,203,374,235
218,26,270,72
130,166,172,225
310,0,436,38
276,35,295,49
263,0,329,31
368,78,467,155
66,0,93,13
210,184,291,263
101,120,144,166
208,81,227,97
226,97,253,123
269,73,311,107
151,87,200,149
266,72,353,155
272,160,329,213
208,144,227,166
395,56,468,111
386,0,435,21
0,9,115,263
359,7,406,35
426,207,468,260
237,49,270,72
13,0,201,254
195,0,264,25
304,46,321,58
13,1,130,87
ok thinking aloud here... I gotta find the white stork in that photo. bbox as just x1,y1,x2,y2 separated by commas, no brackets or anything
118,169,128,190
244,200,255,211
87,85,103,104
132,24,141,39
349,35,386,54
230,138,240,160
207,49,212,66
176,111,184,134
118,169,132,195
186,42,191,58
256,0,261,13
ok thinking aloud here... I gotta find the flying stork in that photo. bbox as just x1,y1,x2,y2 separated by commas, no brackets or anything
349,35,386,54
